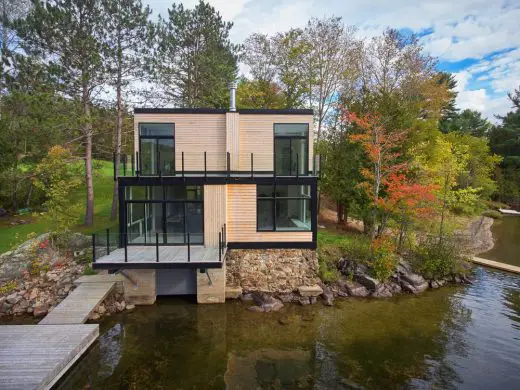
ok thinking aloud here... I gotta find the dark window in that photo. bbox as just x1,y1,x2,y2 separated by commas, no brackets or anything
274,124,309,176
139,123,174,175
257,185,311,231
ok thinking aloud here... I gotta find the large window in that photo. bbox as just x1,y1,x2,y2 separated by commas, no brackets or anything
125,185,203,245
139,123,175,175
257,185,311,231
274,124,309,176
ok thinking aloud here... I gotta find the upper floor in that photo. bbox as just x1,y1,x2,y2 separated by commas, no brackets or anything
115,107,319,179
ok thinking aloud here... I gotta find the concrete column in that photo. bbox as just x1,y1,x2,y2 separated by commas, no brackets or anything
226,112,240,170
197,263,226,304
122,269,156,305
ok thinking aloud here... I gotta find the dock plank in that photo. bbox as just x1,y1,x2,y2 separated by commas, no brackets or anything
471,257,520,274
0,325,98,390
39,282,115,325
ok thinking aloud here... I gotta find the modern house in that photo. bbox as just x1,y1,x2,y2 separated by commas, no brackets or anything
92,83,319,303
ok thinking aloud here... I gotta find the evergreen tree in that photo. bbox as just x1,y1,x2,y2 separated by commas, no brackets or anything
16,0,110,226
154,0,239,108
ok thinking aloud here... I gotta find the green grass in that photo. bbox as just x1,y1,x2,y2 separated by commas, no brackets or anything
0,160,118,254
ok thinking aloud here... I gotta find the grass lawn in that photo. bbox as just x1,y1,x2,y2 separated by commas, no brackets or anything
0,160,118,254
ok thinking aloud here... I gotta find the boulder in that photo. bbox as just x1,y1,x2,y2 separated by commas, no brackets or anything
225,286,243,299
429,279,446,289
321,286,334,306
29,288,39,301
298,296,311,305
372,282,401,298
298,285,323,297
401,272,426,287
33,303,49,317
343,280,370,297
354,273,380,291
6,293,22,305
66,233,92,251
401,280,428,294
277,292,297,303
249,292,284,312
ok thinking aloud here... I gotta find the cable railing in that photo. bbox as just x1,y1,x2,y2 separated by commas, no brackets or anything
92,225,226,264
113,151,321,180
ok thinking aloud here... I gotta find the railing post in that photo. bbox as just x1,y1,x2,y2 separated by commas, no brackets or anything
187,233,190,262
219,232,222,262
182,152,185,178
227,152,230,178
204,151,207,178
136,151,140,177
156,232,159,262
157,150,161,177
131,153,134,176
224,223,226,247
92,234,96,263
106,228,110,255
123,154,127,176
124,233,128,263
251,153,253,178
296,153,299,178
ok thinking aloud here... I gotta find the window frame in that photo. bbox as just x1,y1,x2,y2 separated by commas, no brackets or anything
256,184,312,232
138,123,175,176
273,123,309,176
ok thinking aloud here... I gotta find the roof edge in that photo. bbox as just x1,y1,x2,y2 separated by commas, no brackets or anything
134,107,314,115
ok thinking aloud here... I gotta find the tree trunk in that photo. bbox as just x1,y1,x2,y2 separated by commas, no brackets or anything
0,3,7,118
83,83,94,226
336,201,344,224
111,50,123,221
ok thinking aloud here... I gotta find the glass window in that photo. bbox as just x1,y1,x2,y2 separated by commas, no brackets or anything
140,123,174,136
257,184,311,231
165,185,202,201
125,186,163,200
274,124,309,176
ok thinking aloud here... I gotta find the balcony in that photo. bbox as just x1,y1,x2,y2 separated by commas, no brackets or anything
112,151,321,180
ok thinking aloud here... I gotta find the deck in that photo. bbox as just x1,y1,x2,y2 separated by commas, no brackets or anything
0,325,98,390
93,245,225,269
471,257,520,274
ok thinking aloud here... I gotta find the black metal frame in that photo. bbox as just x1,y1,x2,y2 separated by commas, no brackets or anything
273,123,310,177
138,123,175,176
256,184,312,233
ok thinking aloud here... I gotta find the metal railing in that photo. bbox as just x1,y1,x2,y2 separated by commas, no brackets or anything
92,225,227,264
113,151,320,179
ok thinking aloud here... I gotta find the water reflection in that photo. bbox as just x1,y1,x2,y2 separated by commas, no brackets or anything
58,268,520,390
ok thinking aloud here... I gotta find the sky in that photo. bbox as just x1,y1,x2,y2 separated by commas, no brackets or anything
144,0,520,122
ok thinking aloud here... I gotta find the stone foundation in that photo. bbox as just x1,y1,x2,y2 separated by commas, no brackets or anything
225,249,319,293
121,269,156,305
197,263,226,304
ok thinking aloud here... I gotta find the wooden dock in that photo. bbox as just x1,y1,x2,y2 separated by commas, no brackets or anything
0,324,98,390
471,257,520,274
39,281,116,325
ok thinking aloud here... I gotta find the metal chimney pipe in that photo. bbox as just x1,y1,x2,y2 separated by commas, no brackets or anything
229,81,237,112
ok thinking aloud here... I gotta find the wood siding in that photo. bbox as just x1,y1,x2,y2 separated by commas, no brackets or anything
226,184,312,242
226,112,240,170
134,113,226,171
238,114,314,172
204,185,227,247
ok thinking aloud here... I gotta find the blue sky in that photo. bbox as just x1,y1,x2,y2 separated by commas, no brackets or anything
144,0,520,121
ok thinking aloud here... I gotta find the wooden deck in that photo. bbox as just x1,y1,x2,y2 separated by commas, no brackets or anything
93,245,225,269
471,257,520,274
39,282,116,325
0,324,98,390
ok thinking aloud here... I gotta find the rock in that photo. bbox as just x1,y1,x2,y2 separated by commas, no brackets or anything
298,285,323,297
29,288,39,301
6,293,22,305
298,296,311,305
354,273,380,291
344,280,370,297
240,293,254,301
67,233,92,251
96,304,106,315
126,304,135,310
401,280,428,294
372,282,401,298
401,272,426,287
310,296,317,304
33,303,49,317
429,279,446,289
90,312,100,321
225,286,242,299
321,286,334,306
250,292,284,312
277,292,297,303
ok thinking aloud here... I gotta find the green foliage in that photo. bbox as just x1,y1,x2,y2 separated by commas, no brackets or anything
317,246,341,283
236,78,286,109
369,237,399,281
33,146,82,232
440,109,492,137
482,210,503,219
0,280,18,295
411,236,467,280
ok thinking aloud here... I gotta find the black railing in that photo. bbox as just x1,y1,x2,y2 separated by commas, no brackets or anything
112,151,320,179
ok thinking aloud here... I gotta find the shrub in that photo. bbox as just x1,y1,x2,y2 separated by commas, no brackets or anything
482,210,503,219
369,237,399,281
339,236,372,263
412,236,467,280
0,280,18,295
317,246,341,283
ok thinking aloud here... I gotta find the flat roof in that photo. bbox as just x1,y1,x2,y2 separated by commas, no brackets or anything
134,107,314,115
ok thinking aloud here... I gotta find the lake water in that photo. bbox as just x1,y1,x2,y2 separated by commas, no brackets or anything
481,216,520,266
58,267,520,389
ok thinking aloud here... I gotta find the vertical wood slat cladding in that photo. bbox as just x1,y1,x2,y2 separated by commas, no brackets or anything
226,113,240,170
204,185,227,247
238,114,314,172
226,184,312,242
134,113,227,171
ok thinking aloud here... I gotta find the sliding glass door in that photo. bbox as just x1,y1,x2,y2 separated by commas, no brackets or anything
139,123,175,176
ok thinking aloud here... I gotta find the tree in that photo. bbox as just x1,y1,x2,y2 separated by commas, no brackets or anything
235,78,285,109
441,109,492,136
347,111,409,238
103,0,153,220
33,145,81,232
154,0,239,108
16,0,109,226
